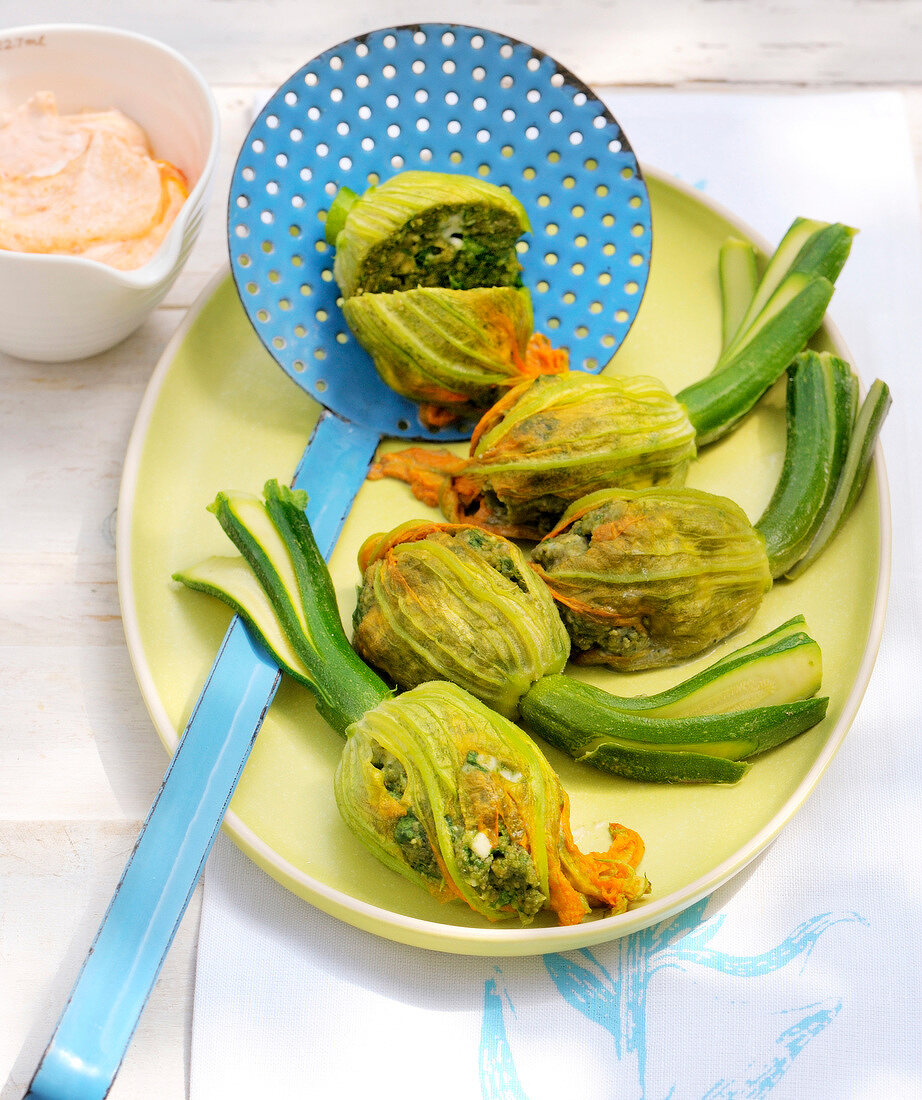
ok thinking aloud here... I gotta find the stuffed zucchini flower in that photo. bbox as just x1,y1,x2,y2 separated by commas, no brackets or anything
369,370,697,538
352,521,570,717
327,170,530,298
530,487,772,670
327,170,568,426
338,681,649,924
341,285,547,426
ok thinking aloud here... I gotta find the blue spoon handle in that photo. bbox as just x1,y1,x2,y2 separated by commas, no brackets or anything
26,411,382,1100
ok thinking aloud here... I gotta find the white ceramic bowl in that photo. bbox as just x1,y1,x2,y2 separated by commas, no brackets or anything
0,23,219,361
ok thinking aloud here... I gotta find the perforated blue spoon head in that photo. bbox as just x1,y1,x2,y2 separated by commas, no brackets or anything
228,23,651,443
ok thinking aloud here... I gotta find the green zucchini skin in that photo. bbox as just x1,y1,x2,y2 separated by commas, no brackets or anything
521,675,828,753
683,219,855,445
752,347,891,581
785,221,856,293
720,218,823,355
678,275,834,444
575,744,750,785
578,615,822,718
519,674,829,783
205,482,390,736
786,379,892,580
756,351,857,578
718,220,855,367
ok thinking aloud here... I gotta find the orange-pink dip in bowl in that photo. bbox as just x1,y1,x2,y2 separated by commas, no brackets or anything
0,91,189,271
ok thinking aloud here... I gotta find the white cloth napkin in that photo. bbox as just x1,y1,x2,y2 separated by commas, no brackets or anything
190,91,922,1099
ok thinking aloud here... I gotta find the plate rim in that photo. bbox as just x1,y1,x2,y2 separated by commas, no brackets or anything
116,166,892,955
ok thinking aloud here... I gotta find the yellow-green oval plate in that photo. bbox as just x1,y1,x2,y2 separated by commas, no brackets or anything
117,169,890,956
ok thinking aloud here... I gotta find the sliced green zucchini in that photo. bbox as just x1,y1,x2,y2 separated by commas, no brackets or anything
718,219,855,366
680,219,855,445
756,350,857,577
174,554,314,688
571,615,822,719
192,483,389,734
519,678,829,783
786,378,892,579
678,273,834,444
719,237,759,352
573,744,750,785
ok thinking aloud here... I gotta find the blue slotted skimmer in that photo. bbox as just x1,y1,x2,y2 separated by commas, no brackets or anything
27,24,651,1100
231,22,650,434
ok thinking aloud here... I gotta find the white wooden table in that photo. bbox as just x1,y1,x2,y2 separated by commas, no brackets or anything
2,4,920,1096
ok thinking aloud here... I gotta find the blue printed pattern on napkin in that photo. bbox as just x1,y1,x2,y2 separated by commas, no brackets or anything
480,899,867,1099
